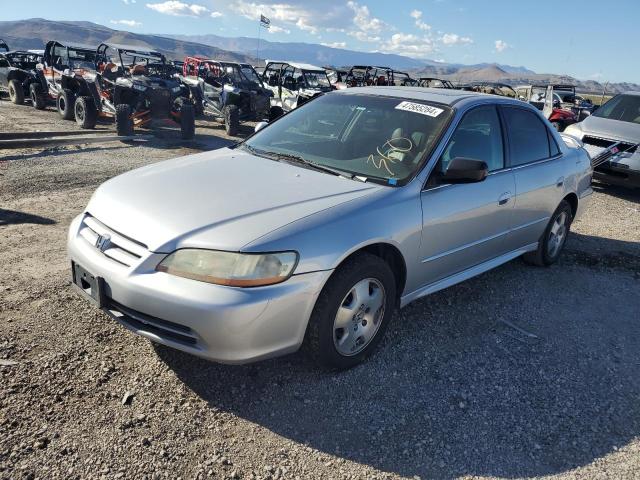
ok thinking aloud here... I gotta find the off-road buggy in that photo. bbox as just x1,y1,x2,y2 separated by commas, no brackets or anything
417,77,455,89
0,41,45,108
63,43,195,137
262,61,332,113
36,40,98,120
515,84,578,131
179,56,273,136
343,66,415,87
324,67,349,89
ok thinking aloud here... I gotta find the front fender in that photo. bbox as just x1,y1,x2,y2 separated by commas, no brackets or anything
242,183,424,296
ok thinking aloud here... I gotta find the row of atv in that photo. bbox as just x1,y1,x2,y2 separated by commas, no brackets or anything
0,40,286,139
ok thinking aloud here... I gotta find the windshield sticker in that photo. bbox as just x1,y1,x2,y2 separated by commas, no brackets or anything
366,136,413,176
395,101,444,117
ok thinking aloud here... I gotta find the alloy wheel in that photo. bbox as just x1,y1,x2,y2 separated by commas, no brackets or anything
548,211,568,257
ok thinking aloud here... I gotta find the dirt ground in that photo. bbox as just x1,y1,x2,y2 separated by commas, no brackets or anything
1,99,639,480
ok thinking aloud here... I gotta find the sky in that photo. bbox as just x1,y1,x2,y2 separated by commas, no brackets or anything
5,0,639,83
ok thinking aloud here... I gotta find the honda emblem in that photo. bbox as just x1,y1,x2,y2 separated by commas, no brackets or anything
95,233,111,252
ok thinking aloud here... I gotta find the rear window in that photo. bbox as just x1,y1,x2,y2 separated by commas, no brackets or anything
502,107,551,166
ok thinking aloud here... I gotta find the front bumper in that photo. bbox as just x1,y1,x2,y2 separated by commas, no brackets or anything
67,214,331,364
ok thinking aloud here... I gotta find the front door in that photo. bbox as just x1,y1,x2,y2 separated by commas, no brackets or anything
419,105,515,286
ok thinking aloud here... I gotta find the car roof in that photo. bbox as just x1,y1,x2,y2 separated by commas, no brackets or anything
266,60,324,71
333,86,481,105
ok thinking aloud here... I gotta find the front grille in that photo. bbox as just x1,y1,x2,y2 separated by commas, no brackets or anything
78,214,147,267
148,88,172,116
582,136,638,168
106,299,199,347
583,135,636,150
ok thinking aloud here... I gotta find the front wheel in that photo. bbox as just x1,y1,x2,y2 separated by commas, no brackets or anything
30,83,47,110
180,103,195,140
115,104,134,137
57,88,75,120
9,79,25,105
74,96,97,129
305,252,396,370
523,200,573,266
223,104,239,136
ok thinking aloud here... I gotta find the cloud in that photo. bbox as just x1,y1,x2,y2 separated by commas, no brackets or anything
122,0,137,4
410,9,431,31
380,32,436,58
267,25,291,34
321,41,347,49
347,1,385,33
441,33,473,46
347,30,381,43
110,19,142,27
494,39,509,52
210,11,223,18
145,1,209,17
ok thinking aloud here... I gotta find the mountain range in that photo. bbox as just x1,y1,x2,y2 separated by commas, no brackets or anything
1,19,637,93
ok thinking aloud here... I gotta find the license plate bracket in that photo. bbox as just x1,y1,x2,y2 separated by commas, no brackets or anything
71,262,106,308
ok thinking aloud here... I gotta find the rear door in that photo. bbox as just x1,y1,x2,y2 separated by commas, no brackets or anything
419,105,516,286
500,105,565,248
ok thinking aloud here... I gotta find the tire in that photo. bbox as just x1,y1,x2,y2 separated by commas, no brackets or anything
115,104,134,137
8,79,24,105
223,104,239,136
179,103,195,140
523,200,573,267
269,105,284,121
29,83,47,110
57,88,75,120
74,96,98,129
305,252,397,370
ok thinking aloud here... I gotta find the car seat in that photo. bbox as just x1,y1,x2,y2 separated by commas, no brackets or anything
130,64,146,76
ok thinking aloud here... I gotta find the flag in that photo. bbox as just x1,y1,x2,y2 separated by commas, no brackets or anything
260,14,270,28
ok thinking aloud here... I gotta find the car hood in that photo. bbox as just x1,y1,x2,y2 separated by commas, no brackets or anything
579,115,640,142
86,148,382,253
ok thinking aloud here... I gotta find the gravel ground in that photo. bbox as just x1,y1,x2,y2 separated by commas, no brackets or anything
1,99,639,480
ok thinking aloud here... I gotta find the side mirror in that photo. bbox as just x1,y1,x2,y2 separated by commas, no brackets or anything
254,121,269,133
442,157,488,184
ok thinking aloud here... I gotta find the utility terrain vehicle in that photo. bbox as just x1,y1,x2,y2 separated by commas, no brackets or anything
0,42,45,108
37,41,98,121
179,56,272,136
262,61,332,113
416,78,455,89
88,43,195,138
515,84,579,131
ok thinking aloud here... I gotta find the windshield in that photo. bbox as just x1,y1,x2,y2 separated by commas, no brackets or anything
240,65,263,86
303,70,331,89
593,94,640,124
244,93,452,185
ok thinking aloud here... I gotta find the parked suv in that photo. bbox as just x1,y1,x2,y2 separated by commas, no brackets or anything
262,61,332,113
0,43,45,108
68,88,592,369
179,56,273,136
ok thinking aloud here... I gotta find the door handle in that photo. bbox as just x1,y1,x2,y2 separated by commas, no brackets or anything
498,192,511,206
556,177,564,187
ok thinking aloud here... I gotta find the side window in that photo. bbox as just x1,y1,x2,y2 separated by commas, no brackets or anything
548,129,561,157
502,107,551,166
435,106,504,175
282,66,296,90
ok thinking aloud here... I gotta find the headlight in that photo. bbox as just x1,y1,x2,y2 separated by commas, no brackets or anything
133,83,147,92
156,249,298,287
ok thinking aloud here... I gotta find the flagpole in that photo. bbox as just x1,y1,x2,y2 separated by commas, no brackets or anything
257,19,261,63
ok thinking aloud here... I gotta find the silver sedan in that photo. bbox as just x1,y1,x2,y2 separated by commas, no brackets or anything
67,87,593,369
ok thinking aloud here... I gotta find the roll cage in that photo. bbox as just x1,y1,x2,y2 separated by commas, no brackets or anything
417,77,455,89
43,41,96,71
95,43,171,79
344,65,414,87
182,56,264,88
459,82,517,98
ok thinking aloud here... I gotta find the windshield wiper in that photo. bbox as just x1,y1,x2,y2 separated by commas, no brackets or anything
265,152,357,179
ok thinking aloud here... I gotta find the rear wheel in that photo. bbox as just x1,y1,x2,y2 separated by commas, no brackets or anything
74,96,97,129
115,104,134,137
29,83,47,110
180,103,195,140
523,200,573,266
305,252,396,370
223,104,239,136
8,79,24,105
57,89,75,120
